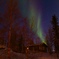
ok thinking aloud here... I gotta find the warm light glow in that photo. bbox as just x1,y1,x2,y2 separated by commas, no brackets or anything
27,47,29,50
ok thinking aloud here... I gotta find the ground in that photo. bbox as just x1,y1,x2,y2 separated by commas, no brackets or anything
0,48,59,59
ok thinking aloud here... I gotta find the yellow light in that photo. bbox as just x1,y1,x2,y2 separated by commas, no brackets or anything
27,47,29,50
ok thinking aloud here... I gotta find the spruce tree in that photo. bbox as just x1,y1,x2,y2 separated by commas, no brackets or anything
51,15,59,53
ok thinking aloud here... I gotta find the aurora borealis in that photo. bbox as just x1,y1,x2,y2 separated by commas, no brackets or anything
19,0,46,44
0,0,59,45
37,15,46,44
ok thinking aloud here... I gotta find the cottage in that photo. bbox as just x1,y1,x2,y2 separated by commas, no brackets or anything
26,43,47,53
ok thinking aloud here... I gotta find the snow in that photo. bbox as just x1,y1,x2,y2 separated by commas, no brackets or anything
0,48,59,59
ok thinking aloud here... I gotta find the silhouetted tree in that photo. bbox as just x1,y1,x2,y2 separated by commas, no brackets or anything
0,0,22,58
51,15,59,57
19,35,24,53
51,15,59,55
10,29,17,51
46,28,54,54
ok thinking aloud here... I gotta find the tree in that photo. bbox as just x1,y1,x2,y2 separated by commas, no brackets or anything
51,15,59,55
46,28,54,54
10,29,17,51
0,0,22,58
51,15,59,57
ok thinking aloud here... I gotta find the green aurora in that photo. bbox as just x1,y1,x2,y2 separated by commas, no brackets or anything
19,0,46,44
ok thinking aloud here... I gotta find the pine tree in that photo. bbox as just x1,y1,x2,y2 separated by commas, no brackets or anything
51,15,59,53
46,28,53,53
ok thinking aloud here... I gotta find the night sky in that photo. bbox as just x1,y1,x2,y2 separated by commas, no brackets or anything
41,0,59,33
19,0,59,43
0,0,59,44
19,0,59,34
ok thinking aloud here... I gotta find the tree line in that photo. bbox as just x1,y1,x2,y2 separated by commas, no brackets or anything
46,15,59,56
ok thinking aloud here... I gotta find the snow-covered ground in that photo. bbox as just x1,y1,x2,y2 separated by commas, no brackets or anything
0,48,59,59
27,52,59,59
